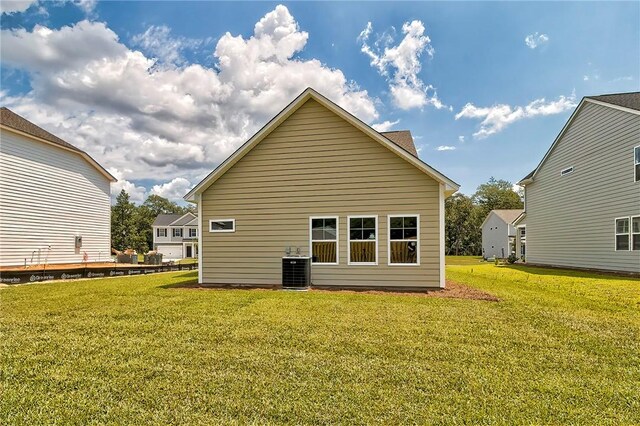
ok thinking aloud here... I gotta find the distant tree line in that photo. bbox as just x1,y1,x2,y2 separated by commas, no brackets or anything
111,189,195,253
446,177,523,256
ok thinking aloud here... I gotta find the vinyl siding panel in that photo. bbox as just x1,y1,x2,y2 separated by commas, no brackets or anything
481,213,512,258
201,99,443,288
525,102,640,273
0,130,112,266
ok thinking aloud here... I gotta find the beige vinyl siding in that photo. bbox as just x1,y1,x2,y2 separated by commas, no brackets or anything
0,129,111,266
525,102,640,273
201,99,442,288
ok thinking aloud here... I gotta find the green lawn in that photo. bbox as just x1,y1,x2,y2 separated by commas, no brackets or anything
1,265,639,424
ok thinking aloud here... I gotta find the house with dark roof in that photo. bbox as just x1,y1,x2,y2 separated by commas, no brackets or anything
152,212,198,260
481,209,524,259
517,92,640,274
184,88,459,290
0,107,116,266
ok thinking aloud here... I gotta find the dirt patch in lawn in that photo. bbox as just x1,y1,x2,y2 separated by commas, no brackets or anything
311,281,499,301
172,281,498,301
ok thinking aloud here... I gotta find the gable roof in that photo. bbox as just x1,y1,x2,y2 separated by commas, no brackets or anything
0,107,116,182
380,130,418,156
586,92,640,112
518,92,640,185
153,212,198,227
481,209,523,228
185,88,459,201
171,212,197,226
152,214,183,226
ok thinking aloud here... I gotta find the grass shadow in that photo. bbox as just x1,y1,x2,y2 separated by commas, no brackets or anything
504,264,640,282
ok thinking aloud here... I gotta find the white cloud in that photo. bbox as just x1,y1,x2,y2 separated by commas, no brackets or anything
1,5,378,198
150,178,193,203
74,0,97,14
109,169,147,204
455,93,577,139
372,119,400,132
609,75,633,83
458,135,465,143
436,145,456,151
132,25,211,66
525,32,549,49
0,0,37,14
359,20,445,110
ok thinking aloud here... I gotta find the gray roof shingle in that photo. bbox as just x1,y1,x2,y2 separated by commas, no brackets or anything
491,209,524,224
586,92,640,111
153,214,184,226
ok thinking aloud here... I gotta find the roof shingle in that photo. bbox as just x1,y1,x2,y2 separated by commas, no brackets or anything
380,130,418,156
586,92,640,111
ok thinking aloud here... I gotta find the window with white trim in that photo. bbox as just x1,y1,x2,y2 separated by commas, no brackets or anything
310,217,338,264
209,219,235,233
348,216,377,265
634,146,640,182
632,216,640,251
172,228,183,238
157,228,167,237
615,218,630,251
189,228,197,238
388,215,419,265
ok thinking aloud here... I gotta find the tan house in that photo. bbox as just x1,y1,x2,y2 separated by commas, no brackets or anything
185,88,459,290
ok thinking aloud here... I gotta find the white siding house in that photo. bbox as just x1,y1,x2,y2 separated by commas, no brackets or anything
481,209,523,259
152,213,198,261
0,108,116,266
517,92,640,274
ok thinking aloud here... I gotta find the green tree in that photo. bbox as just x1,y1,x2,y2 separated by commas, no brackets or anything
445,193,482,255
111,190,145,252
137,194,188,251
472,177,524,220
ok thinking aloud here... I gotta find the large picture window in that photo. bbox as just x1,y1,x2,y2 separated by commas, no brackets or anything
388,215,419,265
632,216,640,251
310,217,338,264
348,216,377,265
615,217,630,251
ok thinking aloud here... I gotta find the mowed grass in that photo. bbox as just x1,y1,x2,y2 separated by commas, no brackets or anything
1,263,639,425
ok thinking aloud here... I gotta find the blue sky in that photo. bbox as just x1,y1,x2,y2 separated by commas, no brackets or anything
1,1,638,203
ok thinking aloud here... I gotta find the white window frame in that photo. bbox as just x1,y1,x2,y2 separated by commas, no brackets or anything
347,215,378,266
560,166,574,176
189,228,198,238
157,228,167,238
387,214,420,266
614,217,630,251
209,219,235,233
172,227,183,238
309,216,339,265
634,145,640,183
632,216,640,251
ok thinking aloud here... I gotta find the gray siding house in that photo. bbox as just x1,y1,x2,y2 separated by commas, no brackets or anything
152,212,198,261
0,107,116,266
518,92,640,274
481,209,523,259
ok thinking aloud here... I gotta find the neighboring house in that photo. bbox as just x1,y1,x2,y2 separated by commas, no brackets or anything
185,88,459,290
481,209,523,259
517,92,640,274
0,107,116,266
152,212,198,261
